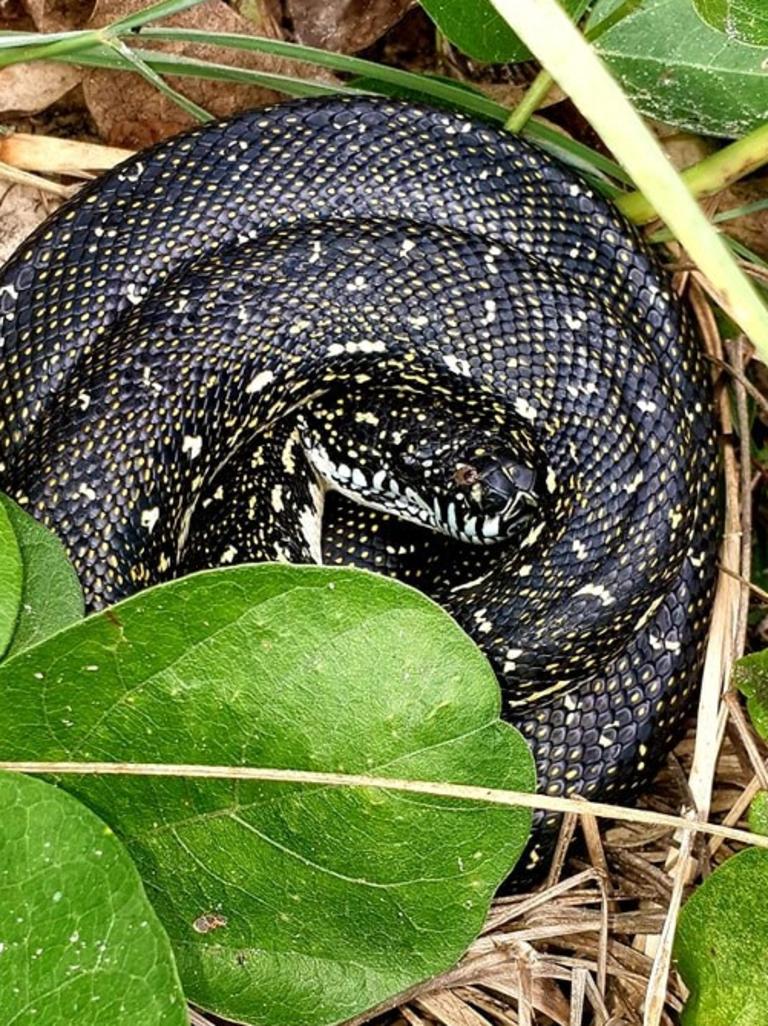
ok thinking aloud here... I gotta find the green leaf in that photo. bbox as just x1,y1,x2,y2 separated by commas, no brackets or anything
748,791,768,836
0,771,186,1025
676,847,768,1026
0,497,22,660
0,565,535,1026
0,495,84,661
694,0,768,46
421,0,584,62
733,649,768,740
592,0,768,136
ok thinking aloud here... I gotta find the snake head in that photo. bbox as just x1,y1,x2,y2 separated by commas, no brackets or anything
452,450,540,537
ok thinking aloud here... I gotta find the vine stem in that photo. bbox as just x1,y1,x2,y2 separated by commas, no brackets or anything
505,70,555,133
1,760,767,850
619,120,768,224
486,0,768,363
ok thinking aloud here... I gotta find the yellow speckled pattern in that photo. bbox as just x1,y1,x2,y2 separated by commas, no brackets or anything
0,97,721,876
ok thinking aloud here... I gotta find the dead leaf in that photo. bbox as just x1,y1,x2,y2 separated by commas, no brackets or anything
286,0,411,52
720,177,768,263
0,180,61,262
84,0,336,148
0,62,82,115
21,0,93,32
0,131,132,175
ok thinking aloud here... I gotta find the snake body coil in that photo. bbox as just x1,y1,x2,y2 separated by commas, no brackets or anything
0,98,720,873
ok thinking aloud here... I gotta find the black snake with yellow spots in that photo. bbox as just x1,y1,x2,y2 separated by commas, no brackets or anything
0,97,720,874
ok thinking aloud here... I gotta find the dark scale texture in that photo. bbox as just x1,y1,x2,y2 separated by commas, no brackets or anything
0,97,721,877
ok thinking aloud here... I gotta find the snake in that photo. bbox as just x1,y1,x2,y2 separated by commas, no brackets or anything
0,96,720,877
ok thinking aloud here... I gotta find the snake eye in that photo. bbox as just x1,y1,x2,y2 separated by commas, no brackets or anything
454,463,480,487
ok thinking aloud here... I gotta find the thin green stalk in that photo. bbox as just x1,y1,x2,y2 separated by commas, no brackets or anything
0,27,104,67
105,36,212,122
619,120,768,224
0,0,206,67
505,69,554,133
505,0,593,133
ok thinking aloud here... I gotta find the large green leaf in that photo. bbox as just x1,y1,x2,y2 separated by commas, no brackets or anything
0,771,186,1025
0,564,534,1026
675,848,768,1025
694,0,768,46
0,495,22,660
592,0,768,136
0,494,84,661
421,0,584,62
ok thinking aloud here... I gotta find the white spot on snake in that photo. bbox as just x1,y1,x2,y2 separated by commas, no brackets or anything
408,315,429,329
442,352,471,377
625,469,645,495
78,482,97,502
309,240,322,263
637,398,657,414
481,515,500,538
355,411,379,427
77,391,91,411
346,275,367,292
546,467,557,493
0,283,18,301
327,340,386,356
281,433,298,474
574,582,615,606
288,319,312,336
503,649,523,672
669,507,683,529
521,522,545,548
182,435,203,460
299,505,323,563
126,283,146,306
400,239,416,256
271,484,284,512
123,161,145,183
351,468,366,488
514,396,537,421
220,545,238,564
141,507,159,533
246,370,274,394
572,538,588,560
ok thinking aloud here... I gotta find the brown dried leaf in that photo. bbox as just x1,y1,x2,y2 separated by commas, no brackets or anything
0,131,132,175
287,0,411,52
0,180,60,262
21,0,93,31
0,62,82,115
720,177,768,262
84,0,335,148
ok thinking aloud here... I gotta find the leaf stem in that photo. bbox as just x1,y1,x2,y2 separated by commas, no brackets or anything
619,119,768,224
505,70,554,133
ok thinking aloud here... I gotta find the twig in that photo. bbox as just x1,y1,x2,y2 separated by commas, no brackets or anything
3,759,768,849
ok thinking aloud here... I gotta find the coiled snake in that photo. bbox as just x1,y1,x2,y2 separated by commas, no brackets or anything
0,97,720,875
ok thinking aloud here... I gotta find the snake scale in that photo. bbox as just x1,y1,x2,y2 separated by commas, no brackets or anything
0,97,720,875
